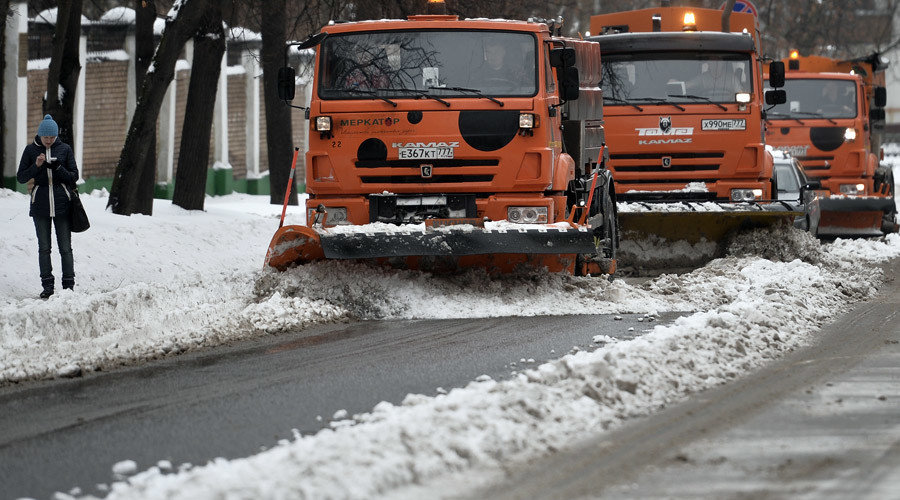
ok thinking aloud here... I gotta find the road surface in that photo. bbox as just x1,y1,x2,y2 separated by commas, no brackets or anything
0,312,670,499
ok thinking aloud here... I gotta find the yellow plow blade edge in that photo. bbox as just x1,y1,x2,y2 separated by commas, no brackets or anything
618,210,801,245
616,207,802,272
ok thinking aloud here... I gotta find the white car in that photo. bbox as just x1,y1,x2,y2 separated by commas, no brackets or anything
773,156,821,233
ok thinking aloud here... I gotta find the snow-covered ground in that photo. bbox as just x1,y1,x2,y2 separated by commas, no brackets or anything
2,186,900,499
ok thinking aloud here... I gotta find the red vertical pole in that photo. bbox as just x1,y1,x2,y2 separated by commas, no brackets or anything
579,145,605,225
279,147,300,228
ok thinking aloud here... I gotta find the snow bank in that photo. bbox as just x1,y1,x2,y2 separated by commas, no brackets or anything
89,235,896,500
0,191,307,383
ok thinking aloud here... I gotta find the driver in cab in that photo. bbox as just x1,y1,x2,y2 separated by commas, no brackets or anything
479,40,522,87
686,60,744,95
817,81,854,115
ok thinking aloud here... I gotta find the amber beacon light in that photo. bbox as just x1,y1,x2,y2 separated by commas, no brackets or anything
427,0,447,15
682,11,697,31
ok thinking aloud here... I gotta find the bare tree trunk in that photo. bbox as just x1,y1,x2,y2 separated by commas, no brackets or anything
0,0,10,174
721,0,736,32
44,0,83,150
172,4,225,211
261,0,296,205
108,0,214,216
135,0,157,201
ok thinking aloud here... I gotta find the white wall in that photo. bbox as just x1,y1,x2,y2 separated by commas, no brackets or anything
885,7,900,125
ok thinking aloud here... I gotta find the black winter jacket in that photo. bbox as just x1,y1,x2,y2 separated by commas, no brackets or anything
17,136,80,218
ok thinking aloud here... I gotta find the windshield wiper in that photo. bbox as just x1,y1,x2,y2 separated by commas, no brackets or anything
790,111,838,125
383,88,450,107
603,96,643,111
341,88,397,107
429,86,504,107
629,97,686,111
667,94,727,111
766,112,805,125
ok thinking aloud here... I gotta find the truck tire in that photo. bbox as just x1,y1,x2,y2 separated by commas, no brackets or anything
601,187,618,260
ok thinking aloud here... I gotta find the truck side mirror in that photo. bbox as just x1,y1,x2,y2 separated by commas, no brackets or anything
297,32,328,50
874,86,887,108
277,67,296,101
871,108,886,121
559,67,580,101
765,89,786,105
549,47,576,68
768,61,785,88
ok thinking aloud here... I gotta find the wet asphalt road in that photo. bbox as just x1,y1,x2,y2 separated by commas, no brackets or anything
0,312,678,500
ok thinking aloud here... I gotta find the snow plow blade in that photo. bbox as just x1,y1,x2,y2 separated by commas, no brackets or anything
816,196,898,237
617,202,802,271
265,224,615,275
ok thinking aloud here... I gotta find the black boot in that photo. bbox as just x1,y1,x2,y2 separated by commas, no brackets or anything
40,279,54,299
62,279,75,291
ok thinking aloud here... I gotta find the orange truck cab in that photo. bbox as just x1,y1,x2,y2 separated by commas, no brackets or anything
764,53,896,236
588,6,787,205
267,12,618,275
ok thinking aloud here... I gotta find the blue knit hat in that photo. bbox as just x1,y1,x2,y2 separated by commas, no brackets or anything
37,114,58,137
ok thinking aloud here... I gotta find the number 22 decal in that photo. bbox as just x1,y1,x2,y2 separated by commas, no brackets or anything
331,140,342,148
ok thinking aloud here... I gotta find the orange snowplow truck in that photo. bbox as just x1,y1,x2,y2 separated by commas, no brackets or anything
588,6,796,245
266,11,618,275
764,52,896,236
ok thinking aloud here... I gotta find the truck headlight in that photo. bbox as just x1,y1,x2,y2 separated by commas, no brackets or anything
735,92,751,103
839,183,865,195
315,116,332,132
519,113,537,129
843,128,857,142
307,206,348,224
730,188,763,202
507,206,548,224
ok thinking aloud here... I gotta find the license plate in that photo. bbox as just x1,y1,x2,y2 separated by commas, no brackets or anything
398,147,454,159
701,119,746,131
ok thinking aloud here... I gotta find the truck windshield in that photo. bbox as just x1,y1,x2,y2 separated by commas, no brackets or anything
318,30,537,99
602,52,752,104
764,78,857,119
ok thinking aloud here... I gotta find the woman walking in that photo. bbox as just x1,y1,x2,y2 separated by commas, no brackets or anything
17,114,80,299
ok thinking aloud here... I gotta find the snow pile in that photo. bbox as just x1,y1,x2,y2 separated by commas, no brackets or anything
250,262,659,324
624,181,710,195
89,239,891,500
98,7,136,25
0,191,308,383
617,200,732,213
618,233,719,270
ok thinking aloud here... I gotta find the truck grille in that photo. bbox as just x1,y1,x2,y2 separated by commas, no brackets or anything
355,159,500,168
610,152,723,173
618,191,717,201
795,155,833,171
615,178,720,185
361,175,494,184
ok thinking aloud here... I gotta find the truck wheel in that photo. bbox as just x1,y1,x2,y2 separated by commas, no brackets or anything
601,189,618,260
